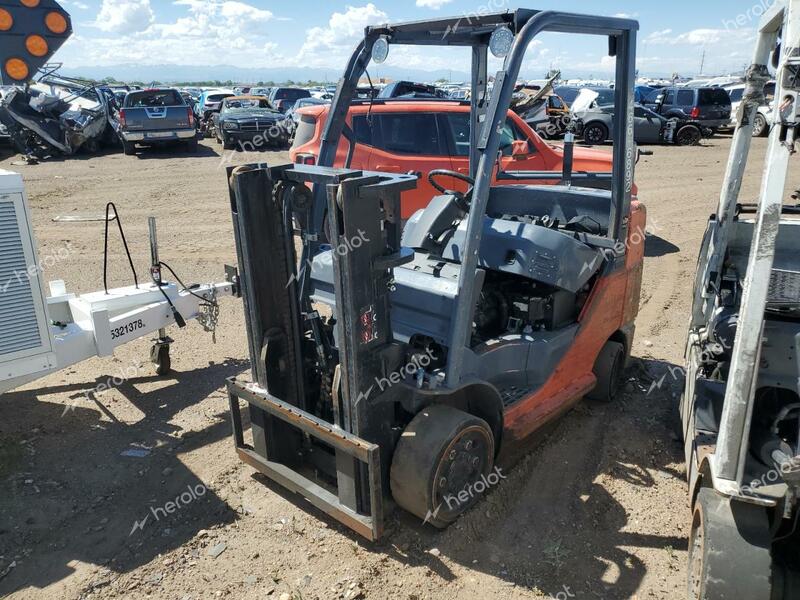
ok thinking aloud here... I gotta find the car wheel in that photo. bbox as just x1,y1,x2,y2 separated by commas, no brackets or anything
752,113,769,138
122,140,135,156
222,134,235,150
676,125,702,146
582,122,608,145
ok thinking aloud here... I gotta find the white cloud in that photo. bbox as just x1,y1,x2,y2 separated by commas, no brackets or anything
63,0,284,67
645,27,754,46
166,0,276,37
92,0,154,34
297,4,388,67
416,0,454,9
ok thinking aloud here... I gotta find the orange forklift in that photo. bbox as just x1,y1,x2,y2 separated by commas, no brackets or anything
226,9,646,539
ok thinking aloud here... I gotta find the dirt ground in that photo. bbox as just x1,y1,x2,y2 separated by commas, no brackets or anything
1,135,798,600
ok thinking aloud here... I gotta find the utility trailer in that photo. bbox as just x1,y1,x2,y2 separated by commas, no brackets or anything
0,169,237,395
0,1,238,396
682,0,800,597
226,9,645,540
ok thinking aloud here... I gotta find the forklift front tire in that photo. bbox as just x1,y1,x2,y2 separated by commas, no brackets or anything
688,488,773,600
390,404,495,528
587,340,624,402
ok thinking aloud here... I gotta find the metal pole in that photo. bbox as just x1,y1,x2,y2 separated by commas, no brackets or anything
148,216,160,278
148,216,167,341
469,45,488,180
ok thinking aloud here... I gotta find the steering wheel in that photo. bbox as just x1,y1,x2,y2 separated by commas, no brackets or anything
428,169,476,209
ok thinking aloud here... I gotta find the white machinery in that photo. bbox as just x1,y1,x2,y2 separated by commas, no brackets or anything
0,169,236,395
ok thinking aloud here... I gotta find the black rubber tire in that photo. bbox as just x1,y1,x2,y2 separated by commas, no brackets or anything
676,125,702,146
186,139,198,153
752,113,769,138
587,341,625,402
582,122,608,145
122,140,135,156
390,404,495,528
152,345,171,376
222,134,235,150
688,488,773,600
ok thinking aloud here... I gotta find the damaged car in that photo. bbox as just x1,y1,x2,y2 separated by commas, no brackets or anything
0,75,119,159
571,89,709,145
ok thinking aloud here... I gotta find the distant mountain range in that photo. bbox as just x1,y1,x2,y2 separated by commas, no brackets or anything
56,62,693,85
57,63,474,85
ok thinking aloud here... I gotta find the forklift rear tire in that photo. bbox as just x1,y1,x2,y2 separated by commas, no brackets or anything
688,488,773,600
587,341,624,402
122,140,135,156
390,404,495,528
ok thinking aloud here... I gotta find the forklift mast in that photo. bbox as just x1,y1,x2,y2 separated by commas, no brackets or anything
681,3,800,596
313,9,637,387
699,0,799,489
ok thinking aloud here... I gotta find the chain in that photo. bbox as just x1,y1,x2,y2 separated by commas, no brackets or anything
197,287,220,343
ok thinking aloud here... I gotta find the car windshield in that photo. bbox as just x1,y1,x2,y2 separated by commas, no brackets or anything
224,98,272,110
275,89,309,100
593,88,616,106
699,88,732,106
295,98,326,109
125,89,183,108
207,94,233,103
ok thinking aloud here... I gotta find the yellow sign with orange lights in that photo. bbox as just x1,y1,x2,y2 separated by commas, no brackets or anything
0,0,72,84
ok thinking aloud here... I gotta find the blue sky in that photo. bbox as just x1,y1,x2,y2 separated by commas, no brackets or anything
55,0,774,78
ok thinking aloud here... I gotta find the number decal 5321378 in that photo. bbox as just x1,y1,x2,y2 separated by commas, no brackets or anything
111,319,145,340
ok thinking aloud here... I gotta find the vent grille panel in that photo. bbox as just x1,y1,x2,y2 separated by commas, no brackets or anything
0,201,42,356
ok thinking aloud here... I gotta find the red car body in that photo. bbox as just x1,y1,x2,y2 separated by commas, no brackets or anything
290,101,617,220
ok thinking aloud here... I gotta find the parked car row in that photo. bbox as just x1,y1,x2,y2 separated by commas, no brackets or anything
86,75,781,158
112,84,330,155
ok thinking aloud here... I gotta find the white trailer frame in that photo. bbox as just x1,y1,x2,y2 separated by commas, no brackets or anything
0,169,236,396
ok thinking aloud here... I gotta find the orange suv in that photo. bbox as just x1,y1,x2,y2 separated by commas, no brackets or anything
290,100,615,219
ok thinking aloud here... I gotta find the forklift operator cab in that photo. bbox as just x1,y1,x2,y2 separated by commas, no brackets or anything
226,9,645,540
